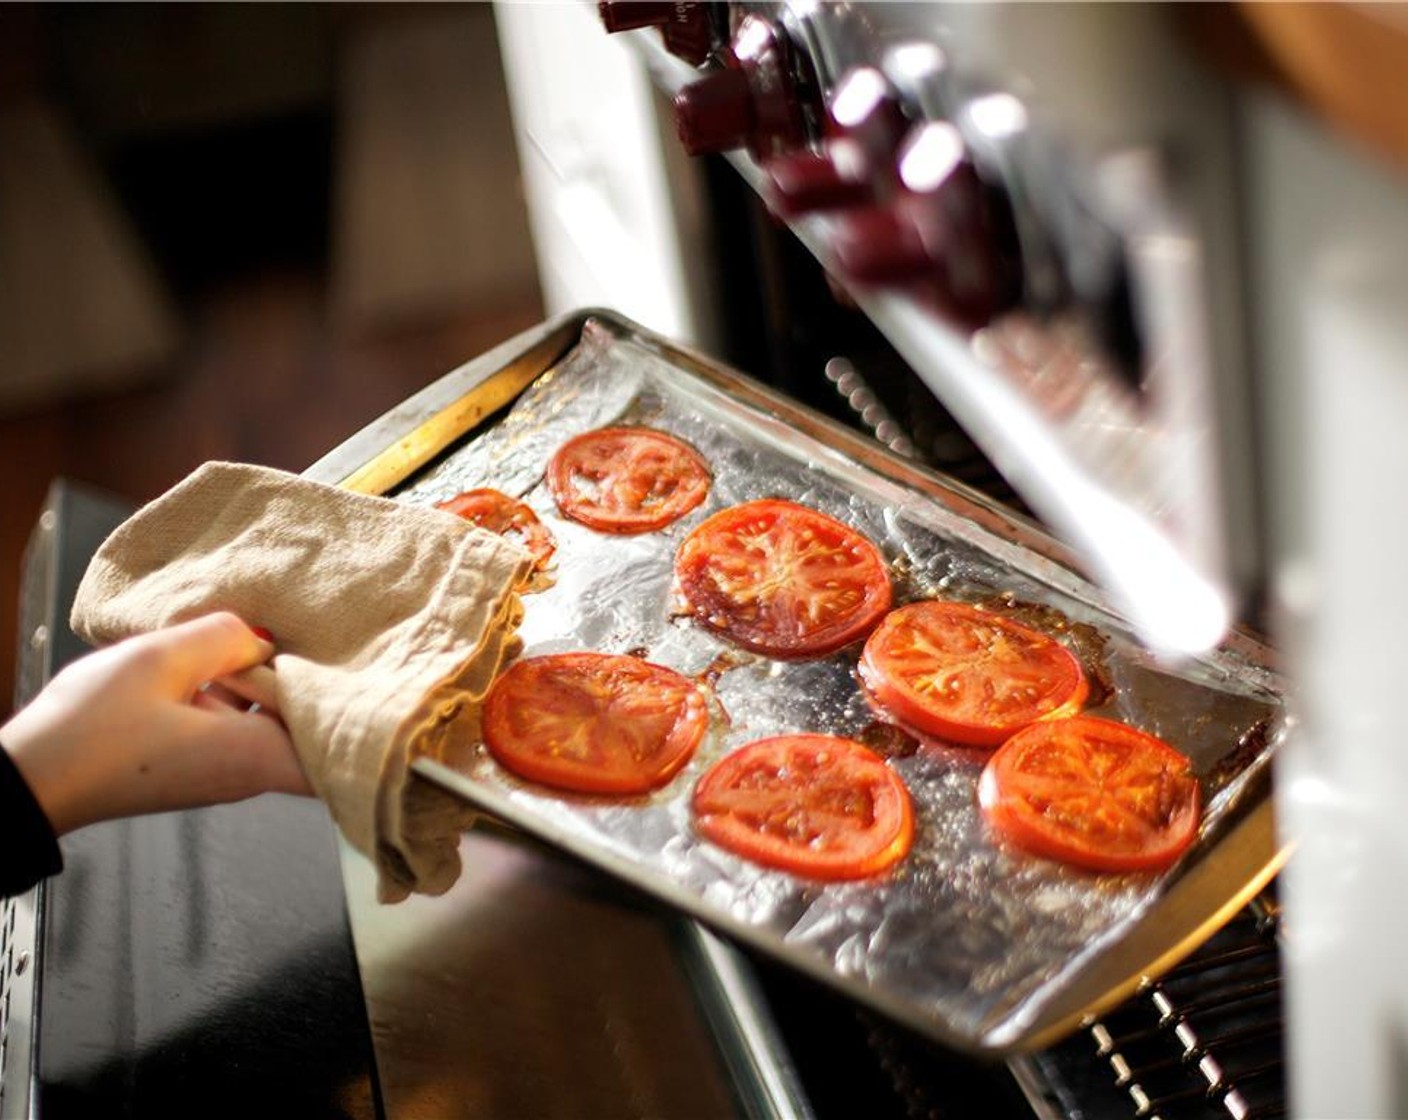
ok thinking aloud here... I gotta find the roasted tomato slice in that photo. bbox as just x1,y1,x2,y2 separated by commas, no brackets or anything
859,601,1087,747
978,716,1201,873
436,488,556,572
674,499,892,658
692,734,914,880
482,652,708,795
548,426,711,534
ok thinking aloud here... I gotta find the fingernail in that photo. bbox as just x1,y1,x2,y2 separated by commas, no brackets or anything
251,625,275,643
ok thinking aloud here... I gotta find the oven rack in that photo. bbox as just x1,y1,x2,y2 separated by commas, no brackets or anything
826,891,1286,1120
1010,893,1286,1120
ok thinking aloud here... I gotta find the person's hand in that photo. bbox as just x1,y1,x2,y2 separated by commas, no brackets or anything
1,612,311,836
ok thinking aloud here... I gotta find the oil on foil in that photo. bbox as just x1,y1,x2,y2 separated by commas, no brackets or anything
397,317,1285,1051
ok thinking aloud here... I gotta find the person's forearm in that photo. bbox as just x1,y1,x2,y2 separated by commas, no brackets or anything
2,710,88,835
0,615,308,850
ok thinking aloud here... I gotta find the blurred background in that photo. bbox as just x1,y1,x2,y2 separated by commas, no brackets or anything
0,3,544,708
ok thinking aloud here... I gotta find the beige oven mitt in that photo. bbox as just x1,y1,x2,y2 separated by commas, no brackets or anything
69,461,531,903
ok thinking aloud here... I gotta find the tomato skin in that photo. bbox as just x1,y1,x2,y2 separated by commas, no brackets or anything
692,734,914,880
675,499,892,659
859,601,1087,747
548,426,711,534
978,716,1201,873
436,488,556,571
482,653,708,795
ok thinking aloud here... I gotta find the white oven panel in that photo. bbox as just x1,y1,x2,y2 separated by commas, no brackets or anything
1248,87,1408,1118
493,1,720,348
500,4,1408,1113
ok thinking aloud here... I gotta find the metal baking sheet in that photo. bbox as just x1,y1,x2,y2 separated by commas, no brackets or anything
333,311,1286,1055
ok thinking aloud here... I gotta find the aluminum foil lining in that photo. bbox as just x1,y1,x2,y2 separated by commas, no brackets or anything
398,318,1285,1050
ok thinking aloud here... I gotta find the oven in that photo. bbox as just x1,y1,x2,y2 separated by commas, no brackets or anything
0,308,1289,1120
490,3,1408,1118
317,310,1291,1120
6,4,1404,1118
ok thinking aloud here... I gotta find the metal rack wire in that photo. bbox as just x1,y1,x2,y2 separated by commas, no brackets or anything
1083,898,1285,1120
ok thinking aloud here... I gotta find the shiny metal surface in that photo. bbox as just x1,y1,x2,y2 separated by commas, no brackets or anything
0,889,39,1120
314,309,1287,1056
338,828,742,1119
677,924,817,1120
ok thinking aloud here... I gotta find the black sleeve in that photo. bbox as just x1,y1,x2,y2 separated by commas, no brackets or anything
0,742,63,898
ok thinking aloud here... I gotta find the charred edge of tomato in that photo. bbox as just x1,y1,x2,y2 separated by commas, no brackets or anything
556,507,681,535
695,620,882,660
674,570,892,660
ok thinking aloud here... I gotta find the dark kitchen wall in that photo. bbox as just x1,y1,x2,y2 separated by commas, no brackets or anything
0,3,544,711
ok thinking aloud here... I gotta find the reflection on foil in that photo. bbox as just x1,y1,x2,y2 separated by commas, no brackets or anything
397,318,1286,1048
